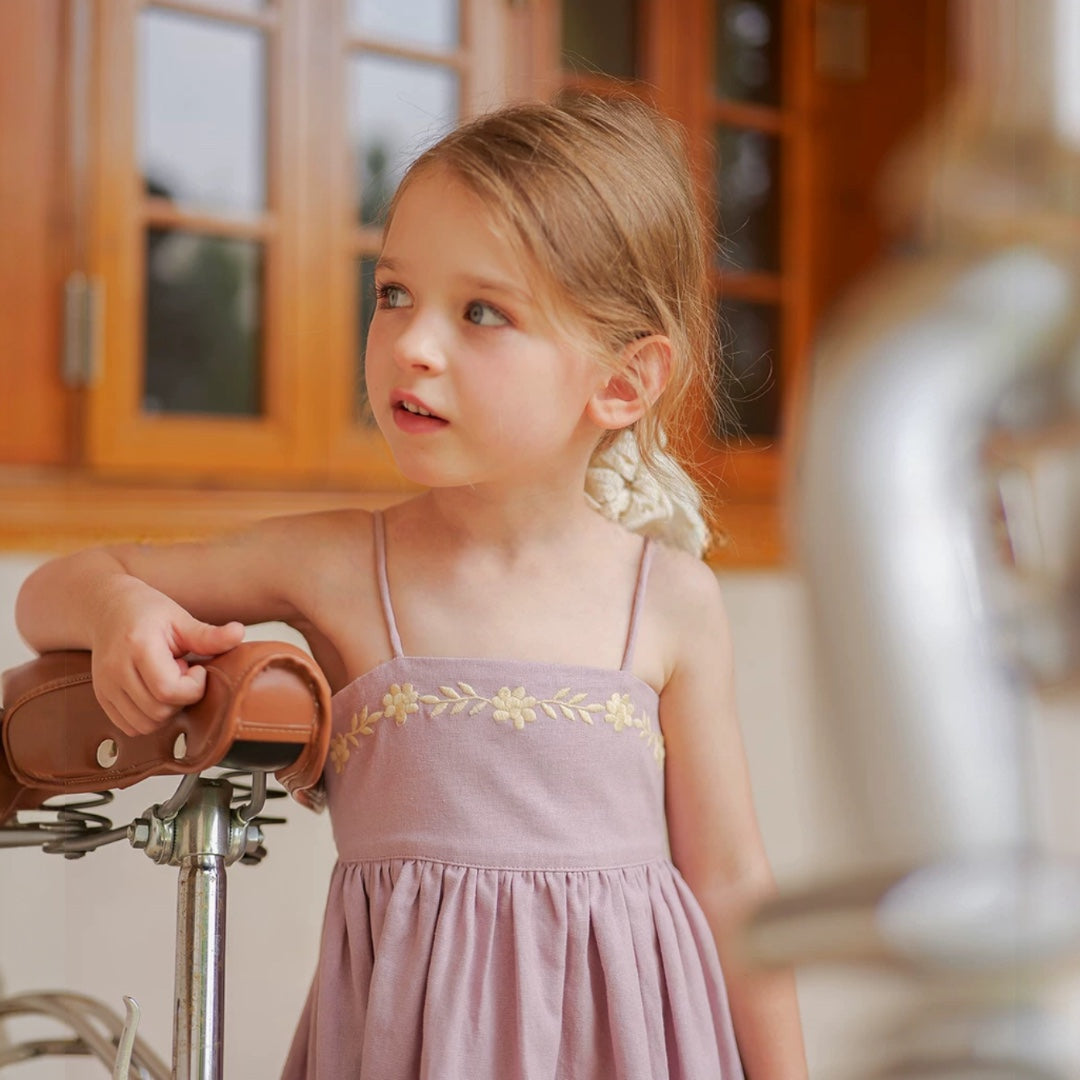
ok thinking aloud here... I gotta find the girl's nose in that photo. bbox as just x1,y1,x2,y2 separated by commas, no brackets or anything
392,316,447,374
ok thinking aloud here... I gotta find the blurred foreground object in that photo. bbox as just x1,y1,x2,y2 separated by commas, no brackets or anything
747,0,1080,1075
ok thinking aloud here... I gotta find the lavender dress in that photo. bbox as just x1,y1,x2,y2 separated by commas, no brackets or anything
281,512,744,1079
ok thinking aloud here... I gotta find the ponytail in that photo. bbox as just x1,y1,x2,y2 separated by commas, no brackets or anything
584,428,710,558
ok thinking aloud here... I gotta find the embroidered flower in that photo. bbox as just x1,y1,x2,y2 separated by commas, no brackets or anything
638,713,666,765
382,683,419,725
604,692,635,731
491,686,537,730
328,735,351,774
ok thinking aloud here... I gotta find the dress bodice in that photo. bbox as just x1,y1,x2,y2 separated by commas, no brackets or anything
323,510,669,869
326,655,667,867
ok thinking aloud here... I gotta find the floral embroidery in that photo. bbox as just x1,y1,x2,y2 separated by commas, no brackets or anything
329,680,664,772
490,687,537,729
637,713,666,766
382,683,420,725
604,693,634,731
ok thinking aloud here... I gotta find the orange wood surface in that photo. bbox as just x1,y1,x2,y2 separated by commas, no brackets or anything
0,0,72,465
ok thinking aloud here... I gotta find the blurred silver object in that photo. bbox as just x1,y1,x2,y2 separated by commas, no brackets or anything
749,1,1080,1075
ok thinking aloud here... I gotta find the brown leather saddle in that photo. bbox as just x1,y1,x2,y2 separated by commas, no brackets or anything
0,642,332,824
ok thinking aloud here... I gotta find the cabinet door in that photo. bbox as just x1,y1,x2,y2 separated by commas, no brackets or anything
83,0,520,483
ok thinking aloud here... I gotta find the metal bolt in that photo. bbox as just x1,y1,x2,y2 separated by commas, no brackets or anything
129,819,151,848
96,738,119,768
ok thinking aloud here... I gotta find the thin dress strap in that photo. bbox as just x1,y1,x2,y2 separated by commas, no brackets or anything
621,537,655,671
373,510,405,659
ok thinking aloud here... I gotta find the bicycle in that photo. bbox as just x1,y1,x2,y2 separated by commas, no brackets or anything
0,642,331,1079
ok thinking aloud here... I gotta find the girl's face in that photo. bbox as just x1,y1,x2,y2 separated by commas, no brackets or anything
364,167,609,491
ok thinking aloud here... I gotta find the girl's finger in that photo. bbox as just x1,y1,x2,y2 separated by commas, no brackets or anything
178,619,244,658
137,647,207,708
129,661,188,723
99,686,146,737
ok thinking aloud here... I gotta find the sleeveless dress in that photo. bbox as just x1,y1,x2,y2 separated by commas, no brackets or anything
281,512,744,1079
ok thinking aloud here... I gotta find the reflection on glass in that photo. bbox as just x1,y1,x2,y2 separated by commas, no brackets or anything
138,10,266,216
355,256,379,425
561,0,636,78
143,229,262,416
348,0,459,51
349,52,459,225
714,125,781,272
714,0,781,106
715,299,780,438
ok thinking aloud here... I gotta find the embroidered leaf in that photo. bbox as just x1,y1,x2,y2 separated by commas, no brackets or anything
584,704,603,713
438,686,459,699
431,702,448,717
419,695,440,705
451,700,468,714
553,688,570,701
559,705,575,720
578,709,594,725
469,702,486,715
541,702,558,719
567,692,587,705
370,710,384,722
458,682,478,697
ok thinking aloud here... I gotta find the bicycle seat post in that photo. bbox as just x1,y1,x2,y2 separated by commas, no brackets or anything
131,775,258,1080
174,779,232,1080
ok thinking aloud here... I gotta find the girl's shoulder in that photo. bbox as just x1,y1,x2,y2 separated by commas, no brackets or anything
632,538,731,693
246,505,377,560
648,539,727,623
261,505,381,587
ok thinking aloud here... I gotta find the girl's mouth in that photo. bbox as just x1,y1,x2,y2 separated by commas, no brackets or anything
392,394,448,432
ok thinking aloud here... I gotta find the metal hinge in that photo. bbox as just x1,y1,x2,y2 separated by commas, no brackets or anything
61,272,103,387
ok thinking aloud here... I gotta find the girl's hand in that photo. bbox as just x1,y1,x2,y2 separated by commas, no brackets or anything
90,577,245,736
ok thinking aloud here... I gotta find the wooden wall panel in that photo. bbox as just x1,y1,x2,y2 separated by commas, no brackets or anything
0,0,72,464
807,0,953,332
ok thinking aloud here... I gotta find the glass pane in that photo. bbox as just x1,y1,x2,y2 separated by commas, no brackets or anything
715,299,780,438
349,53,459,226
355,256,378,425
714,125,781,273
714,0,782,106
138,9,267,216
561,0,636,79
348,0,459,51
144,229,262,416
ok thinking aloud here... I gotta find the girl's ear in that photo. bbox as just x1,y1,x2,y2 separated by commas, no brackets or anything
586,334,672,431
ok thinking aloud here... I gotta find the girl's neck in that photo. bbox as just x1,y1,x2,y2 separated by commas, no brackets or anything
415,480,599,556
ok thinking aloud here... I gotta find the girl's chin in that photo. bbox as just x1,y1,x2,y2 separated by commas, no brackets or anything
384,450,466,489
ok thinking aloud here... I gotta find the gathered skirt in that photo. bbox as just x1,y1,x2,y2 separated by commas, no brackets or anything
280,856,744,1079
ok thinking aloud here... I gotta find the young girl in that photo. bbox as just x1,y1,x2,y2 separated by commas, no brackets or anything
16,93,807,1079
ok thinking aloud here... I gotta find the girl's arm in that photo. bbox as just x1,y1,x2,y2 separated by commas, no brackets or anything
14,513,340,736
658,555,809,1079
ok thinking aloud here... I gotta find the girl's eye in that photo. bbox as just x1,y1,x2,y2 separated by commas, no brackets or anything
376,284,411,309
465,301,508,327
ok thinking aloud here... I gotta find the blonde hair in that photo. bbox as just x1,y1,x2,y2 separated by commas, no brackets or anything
388,92,720,554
